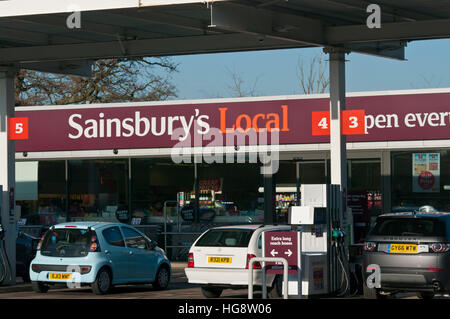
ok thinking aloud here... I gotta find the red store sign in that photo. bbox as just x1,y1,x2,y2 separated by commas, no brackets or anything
14,90,450,152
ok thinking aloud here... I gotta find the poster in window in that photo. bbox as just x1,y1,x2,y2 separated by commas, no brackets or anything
412,153,440,193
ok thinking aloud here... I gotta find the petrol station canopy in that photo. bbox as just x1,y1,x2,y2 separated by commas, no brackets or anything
1,0,450,75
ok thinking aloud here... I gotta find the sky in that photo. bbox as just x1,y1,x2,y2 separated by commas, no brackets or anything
167,39,450,100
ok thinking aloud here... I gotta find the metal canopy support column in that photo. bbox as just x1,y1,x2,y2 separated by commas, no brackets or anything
324,48,349,295
0,67,16,285
324,48,348,225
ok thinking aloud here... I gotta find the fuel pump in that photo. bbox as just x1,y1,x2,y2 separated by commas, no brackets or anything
287,184,352,297
0,224,12,284
0,186,12,284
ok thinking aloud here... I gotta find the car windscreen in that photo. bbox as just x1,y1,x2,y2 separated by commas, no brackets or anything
195,229,255,247
41,228,92,257
369,217,446,237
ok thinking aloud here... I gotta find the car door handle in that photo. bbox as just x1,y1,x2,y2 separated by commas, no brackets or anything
129,251,133,255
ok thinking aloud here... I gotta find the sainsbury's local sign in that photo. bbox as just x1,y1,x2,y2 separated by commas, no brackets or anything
14,90,450,153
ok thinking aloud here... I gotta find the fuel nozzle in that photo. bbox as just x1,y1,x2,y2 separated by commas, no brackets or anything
332,229,345,239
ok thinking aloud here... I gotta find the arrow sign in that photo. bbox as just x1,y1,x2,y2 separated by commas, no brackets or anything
264,231,299,275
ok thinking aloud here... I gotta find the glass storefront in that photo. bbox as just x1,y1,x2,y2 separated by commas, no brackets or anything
131,158,194,225
392,150,450,212
14,154,415,254
198,162,263,224
16,160,66,226
347,159,382,243
275,161,327,222
18,155,421,242
68,159,129,223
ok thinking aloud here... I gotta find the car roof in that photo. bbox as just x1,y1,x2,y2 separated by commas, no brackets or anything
379,212,450,219
53,222,122,230
209,224,291,231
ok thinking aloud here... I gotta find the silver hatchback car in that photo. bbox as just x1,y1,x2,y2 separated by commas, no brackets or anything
363,212,450,299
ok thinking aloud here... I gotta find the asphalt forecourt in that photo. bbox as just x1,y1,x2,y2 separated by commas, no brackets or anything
0,262,448,299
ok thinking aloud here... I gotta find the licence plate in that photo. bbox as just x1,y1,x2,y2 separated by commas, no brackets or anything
208,256,232,263
388,244,418,254
49,273,72,280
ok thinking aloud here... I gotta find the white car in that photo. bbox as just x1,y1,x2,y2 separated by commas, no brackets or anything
184,224,290,298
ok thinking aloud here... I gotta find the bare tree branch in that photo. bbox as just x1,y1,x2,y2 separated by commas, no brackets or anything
15,57,178,106
225,67,262,98
297,54,329,94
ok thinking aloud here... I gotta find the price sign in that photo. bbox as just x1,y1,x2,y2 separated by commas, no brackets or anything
9,117,29,140
312,110,365,136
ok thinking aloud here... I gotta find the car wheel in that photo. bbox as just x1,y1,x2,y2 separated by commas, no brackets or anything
153,265,170,290
201,287,223,298
417,292,434,299
91,268,112,295
31,281,49,293
268,275,283,299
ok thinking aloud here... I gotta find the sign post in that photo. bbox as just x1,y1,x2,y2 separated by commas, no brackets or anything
263,231,302,298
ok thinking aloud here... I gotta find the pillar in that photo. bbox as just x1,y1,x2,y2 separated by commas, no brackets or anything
324,47,349,226
0,67,16,285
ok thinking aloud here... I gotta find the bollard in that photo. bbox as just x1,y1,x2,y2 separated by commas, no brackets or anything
248,257,289,299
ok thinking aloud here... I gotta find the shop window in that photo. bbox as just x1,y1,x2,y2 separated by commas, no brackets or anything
275,161,326,223
198,162,263,225
131,158,194,225
392,151,450,212
16,160,66,226
347,159,382,243
68,159,128,223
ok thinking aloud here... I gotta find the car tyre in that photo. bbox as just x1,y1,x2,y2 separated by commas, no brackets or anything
201,287,223,298
31,281,49,293
153,265,170,290
91,267,112,295
417,292,434,299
